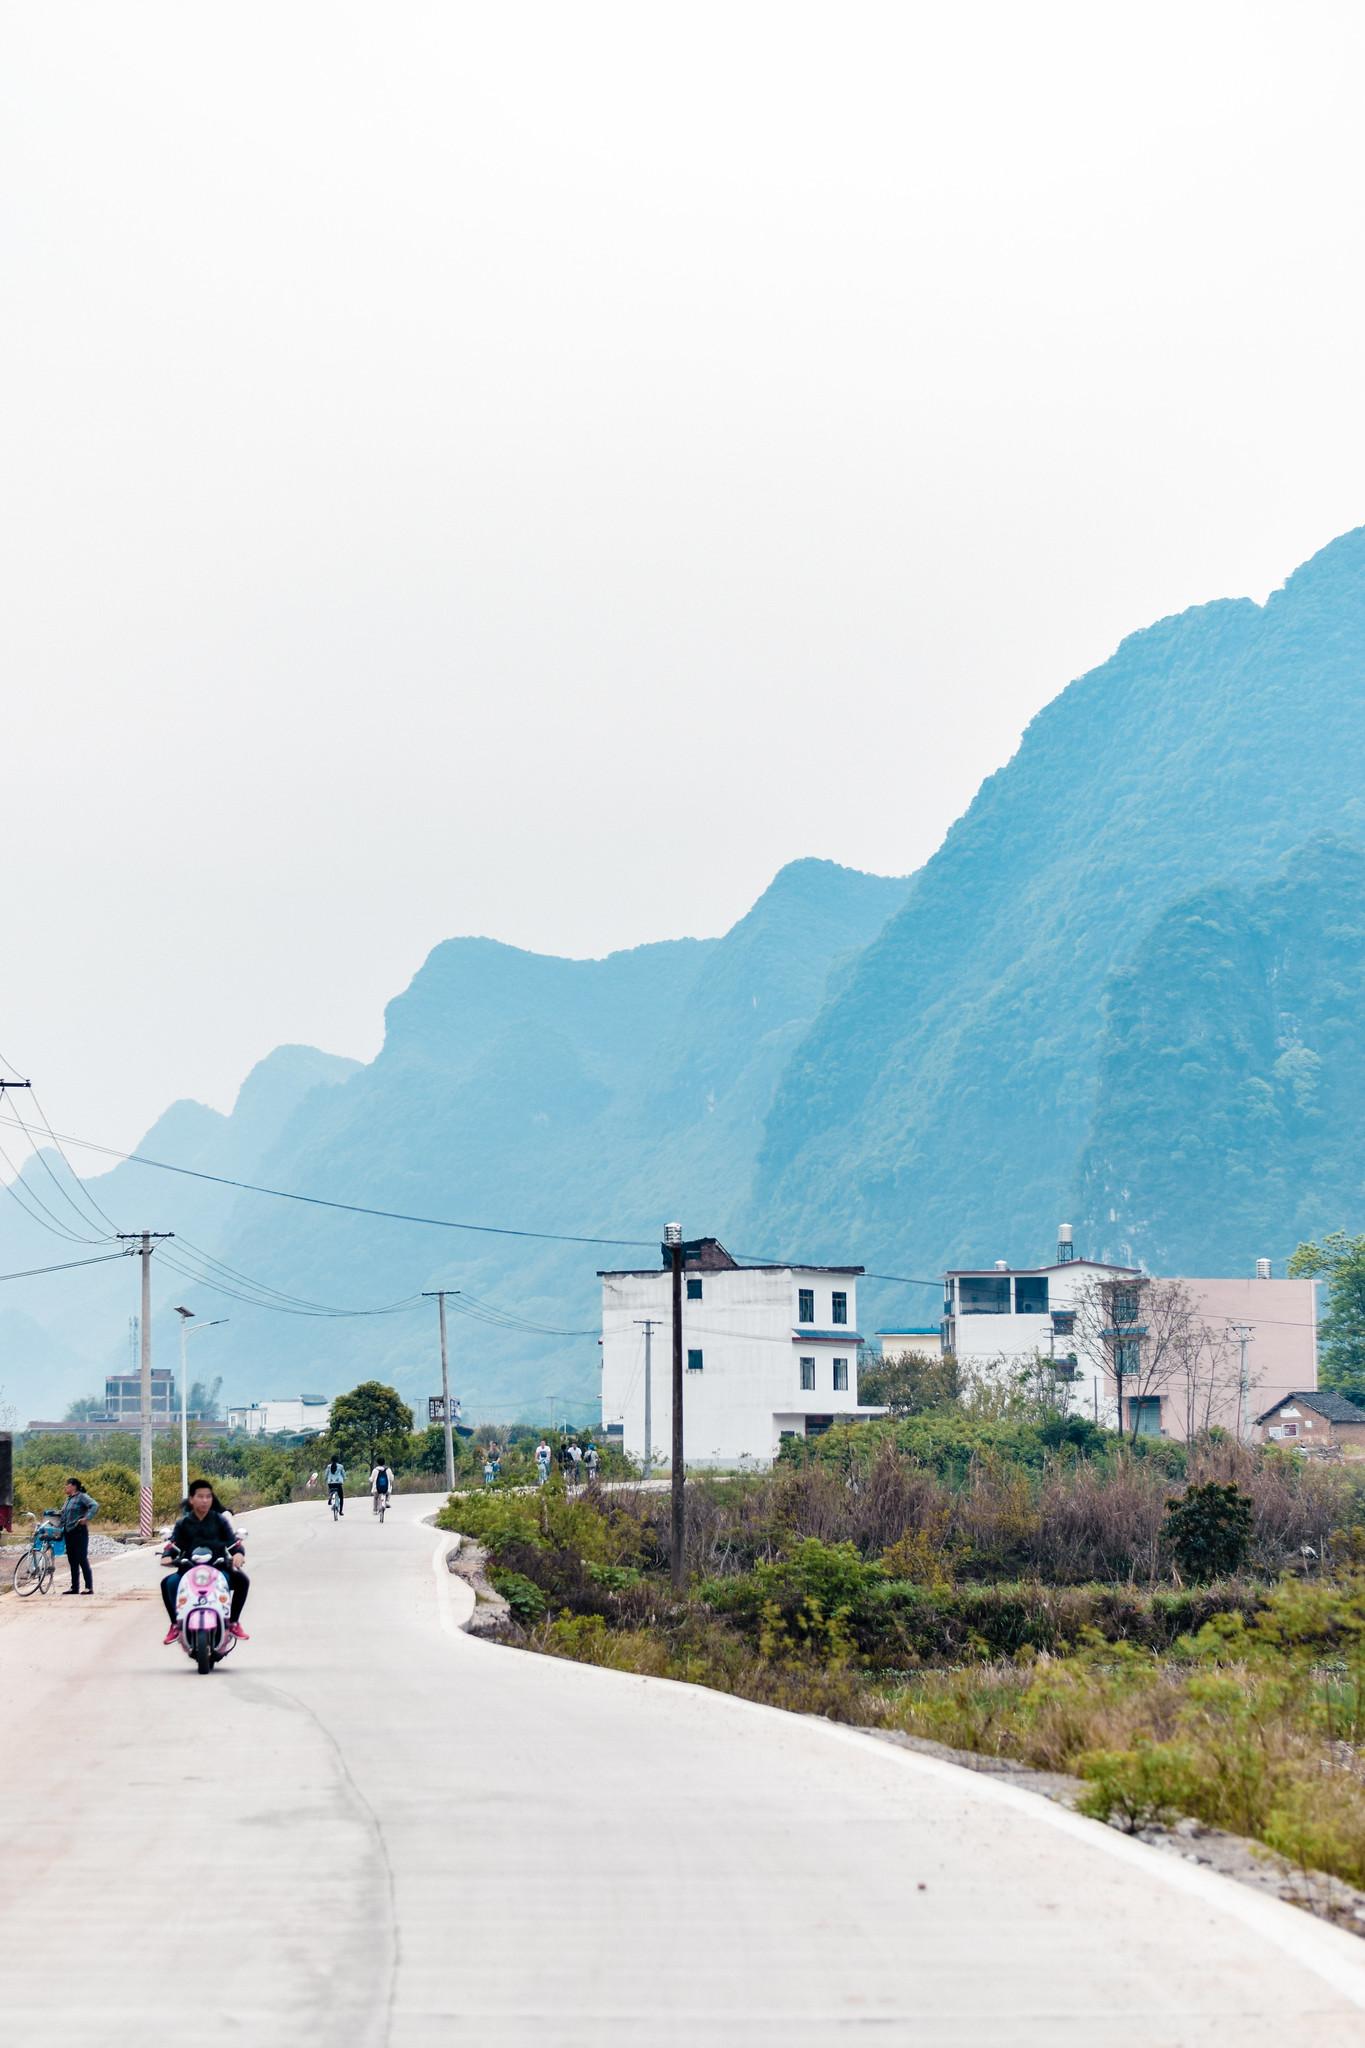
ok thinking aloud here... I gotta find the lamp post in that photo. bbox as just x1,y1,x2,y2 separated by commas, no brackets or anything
174,1308,228,1500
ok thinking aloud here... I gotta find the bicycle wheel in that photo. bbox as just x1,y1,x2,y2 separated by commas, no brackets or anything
37,1546,55,1594
12,1547,40,1596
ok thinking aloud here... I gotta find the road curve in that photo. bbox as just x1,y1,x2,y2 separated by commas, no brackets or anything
3,1494,1365,2046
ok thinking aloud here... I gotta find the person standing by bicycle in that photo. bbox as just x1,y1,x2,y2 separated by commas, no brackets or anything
368,1459,393,1513
59,1476,99,1596
323,1454,346,1515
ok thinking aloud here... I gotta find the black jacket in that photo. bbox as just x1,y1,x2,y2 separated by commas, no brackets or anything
164,1508,243,1566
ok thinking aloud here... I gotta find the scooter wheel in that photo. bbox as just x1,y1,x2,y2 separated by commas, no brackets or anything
195,1634,214,1674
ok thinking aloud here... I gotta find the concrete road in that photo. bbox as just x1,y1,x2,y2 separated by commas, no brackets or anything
3,1495,1365,2047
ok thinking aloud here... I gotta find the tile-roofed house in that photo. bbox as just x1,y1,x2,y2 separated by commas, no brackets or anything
1255,1390,1365,1453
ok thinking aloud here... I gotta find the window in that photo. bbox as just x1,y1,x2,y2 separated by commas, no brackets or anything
831,1291,848,1325
833,1358,848,1392
687,1349,704,1372
799,1356,816,1391
959,1275,1011,1315
686,1277,703,1301
1113,1340,1141,1378
798,1288,815,1323
1051,1310,1076,1337
1014,1277,1049,1316
1111,1289,1140,1327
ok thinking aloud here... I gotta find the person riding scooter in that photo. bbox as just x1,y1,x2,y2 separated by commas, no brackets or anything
161,1480,250,1645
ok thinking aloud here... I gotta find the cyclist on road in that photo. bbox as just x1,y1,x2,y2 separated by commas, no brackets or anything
324,1456,346,1515
369,1460,393,1512
161,1480,249,1644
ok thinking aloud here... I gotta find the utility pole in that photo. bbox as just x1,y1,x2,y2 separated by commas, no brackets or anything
665,1222,685,1592
174,1307,227,1501
118,1232,174,1540
1231,1323,1254,1443
634,1318,661,1480
422,1291,459,1489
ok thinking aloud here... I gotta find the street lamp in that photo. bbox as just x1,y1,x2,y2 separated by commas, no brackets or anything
174,1308,228,1500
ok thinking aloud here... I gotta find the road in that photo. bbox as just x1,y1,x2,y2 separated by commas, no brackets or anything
3,1494,1365,2047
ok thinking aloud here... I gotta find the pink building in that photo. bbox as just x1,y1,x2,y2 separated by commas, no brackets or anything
1173,1277,1318,1443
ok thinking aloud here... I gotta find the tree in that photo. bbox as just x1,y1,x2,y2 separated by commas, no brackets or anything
1163,1481,1252,1581
1289,1232,1365,1401
1072,1275,1246,1442
328,1381,414,1467
188,1376,223,1420
64,1396,108,1423
856,1347,962,1417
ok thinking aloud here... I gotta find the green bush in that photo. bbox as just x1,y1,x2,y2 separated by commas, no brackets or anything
1077,1742,1203,1831
1164,1482,1253,1581
488,1569,548,1623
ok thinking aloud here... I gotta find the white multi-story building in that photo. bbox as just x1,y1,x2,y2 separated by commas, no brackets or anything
599,1239,883,1466
225,1394,332,1437
941,1228,1317,1439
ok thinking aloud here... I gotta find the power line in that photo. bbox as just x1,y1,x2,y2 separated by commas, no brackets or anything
26,1086,122,1235
0,1127,106,1245
4,1092,120,1240
172,1233,422,1317
0,1112,657,1249
0,1250,129,1283
156,1246,423,1320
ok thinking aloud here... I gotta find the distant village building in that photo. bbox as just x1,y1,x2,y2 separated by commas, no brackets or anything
225,1395,332,1437
941,1228,1317,1440
1255,1390,1365,1454
873,1327,944,1362
599,1239,883,1466
104,1368,176,1420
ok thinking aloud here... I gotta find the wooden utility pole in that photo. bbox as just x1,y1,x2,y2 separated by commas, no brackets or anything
665,1223,685,1592
118,1231,174,1539
422,1290,459,1488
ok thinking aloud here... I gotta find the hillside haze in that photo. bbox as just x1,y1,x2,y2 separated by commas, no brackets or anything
8,526,1365,1427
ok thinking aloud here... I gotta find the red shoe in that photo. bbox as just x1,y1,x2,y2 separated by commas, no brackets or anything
163,1624,180,1645
227,1622,250,1640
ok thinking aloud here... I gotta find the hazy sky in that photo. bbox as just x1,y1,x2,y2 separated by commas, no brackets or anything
4,2,1365,1153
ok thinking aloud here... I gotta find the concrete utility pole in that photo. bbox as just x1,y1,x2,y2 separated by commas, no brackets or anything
422,1290,459,1489
665,1223,685,1593
118,1231,173,1539
634,1317,661,1480
1231,1323,1254,1442
174,1307,227,1501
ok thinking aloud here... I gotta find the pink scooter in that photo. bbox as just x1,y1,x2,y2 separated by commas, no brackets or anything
168,1537,246,1674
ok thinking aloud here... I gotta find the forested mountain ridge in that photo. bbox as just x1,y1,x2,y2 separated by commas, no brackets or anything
1078,835,1365,1274
750,525,1365,1286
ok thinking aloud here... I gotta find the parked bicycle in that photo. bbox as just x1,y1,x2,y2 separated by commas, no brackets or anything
13,1509,64,1597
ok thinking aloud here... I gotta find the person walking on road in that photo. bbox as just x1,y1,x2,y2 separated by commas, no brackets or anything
584,1442,599,1483
59,1476,98,1596
568,1441,583,1489
535,1439,551,1486
323,1456,346,1515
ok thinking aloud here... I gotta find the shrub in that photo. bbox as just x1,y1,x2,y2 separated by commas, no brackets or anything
488,1569,548,1624
1077,1742,1203,1832
1165,1482,1253,1582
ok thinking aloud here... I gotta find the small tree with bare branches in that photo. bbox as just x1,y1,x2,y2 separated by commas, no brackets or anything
1070,1275,1248,1442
